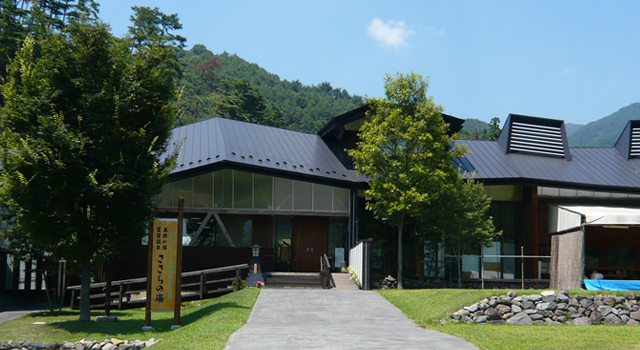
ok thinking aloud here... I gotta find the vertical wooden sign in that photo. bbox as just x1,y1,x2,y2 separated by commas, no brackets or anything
151,219,179,312
144,198,184,331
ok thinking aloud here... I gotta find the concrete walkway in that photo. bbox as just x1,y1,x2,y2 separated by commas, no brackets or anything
0,305,46,325
224,289,478,350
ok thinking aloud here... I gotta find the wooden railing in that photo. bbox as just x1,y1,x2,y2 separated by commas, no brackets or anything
67,264,249,310
319,254,332,289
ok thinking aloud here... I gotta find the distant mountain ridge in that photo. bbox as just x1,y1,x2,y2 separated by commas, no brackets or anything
458,103,640,147
568,103,640,147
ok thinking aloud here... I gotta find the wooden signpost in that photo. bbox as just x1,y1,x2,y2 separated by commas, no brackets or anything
144,198,184,331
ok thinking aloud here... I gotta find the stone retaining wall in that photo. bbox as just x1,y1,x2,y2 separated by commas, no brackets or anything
0,338,160,350
451,290,640,326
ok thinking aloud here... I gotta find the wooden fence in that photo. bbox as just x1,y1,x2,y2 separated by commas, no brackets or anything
68,264,248,310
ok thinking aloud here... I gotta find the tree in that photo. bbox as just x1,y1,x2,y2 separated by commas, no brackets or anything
420,176,500,287
0,0,99,82
211,78,285,128
128,6,186,49
348,72,460,289
0,20,177,321
482,117,501,141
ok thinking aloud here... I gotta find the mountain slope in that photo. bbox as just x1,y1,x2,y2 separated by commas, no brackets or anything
175,45,364,133
569,103,640,147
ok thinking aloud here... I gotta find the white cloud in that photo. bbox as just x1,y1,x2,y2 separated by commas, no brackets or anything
366,18,414,49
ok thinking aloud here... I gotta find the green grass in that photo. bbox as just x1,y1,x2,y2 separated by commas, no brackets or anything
379,289,640,350
0,288,260,350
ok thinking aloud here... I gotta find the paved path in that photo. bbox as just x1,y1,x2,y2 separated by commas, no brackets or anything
224,289,478,350
0,305,46,325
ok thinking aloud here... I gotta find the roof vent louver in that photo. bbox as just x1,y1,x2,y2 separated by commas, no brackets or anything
510,122,564,157
499,114,570,159
630,126,640,158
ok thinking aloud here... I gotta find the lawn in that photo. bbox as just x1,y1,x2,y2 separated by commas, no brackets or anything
0,288,260,350
379,289,640,350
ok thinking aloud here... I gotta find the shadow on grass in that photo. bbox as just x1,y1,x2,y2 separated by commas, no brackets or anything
48,302,249,335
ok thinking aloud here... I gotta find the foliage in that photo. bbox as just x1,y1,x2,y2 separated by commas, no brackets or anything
128,6,186,49
349,72,462,289
420,176,500,287
0,288,260,350
0,20,177,321
174,46,364,132
206,78,284,127
457,117,500,141
0,0,99,82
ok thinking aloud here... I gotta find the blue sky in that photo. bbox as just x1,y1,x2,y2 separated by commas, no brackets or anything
99,1,640,126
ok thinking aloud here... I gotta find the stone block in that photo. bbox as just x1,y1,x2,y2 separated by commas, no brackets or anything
604,314,624,326
507,312,533,325
572,317,591,326
485,308,500,320
511,305,522,314
536,302,557,311
597,305,612,316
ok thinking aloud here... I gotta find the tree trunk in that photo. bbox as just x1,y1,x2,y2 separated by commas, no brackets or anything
397,216,404,290
79,258,92,322
457,255,463,289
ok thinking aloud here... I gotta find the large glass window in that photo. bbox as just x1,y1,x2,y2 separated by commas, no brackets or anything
160,169,349,213
274,178,293,210
214,169,233,208
333,187,350,212
314,184,332,211
254,174,273,209
194,173,213,208
173,178,193,207
293,181,312,210
233,171,253,209
158,182,173,207
215,216,252,247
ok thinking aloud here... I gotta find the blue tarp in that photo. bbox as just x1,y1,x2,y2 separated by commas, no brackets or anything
584,279,640,291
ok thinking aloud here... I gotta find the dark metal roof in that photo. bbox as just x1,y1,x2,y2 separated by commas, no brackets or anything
457,138,640,193
318,104,465,138
164,117,366,184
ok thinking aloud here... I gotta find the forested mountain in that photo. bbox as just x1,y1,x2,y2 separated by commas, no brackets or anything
569,103,640,147
175,44,364,133
565,123,584,138
458,119,491,139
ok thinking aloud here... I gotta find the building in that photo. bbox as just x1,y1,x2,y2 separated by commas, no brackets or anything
4,106,639,293
455,114,640,289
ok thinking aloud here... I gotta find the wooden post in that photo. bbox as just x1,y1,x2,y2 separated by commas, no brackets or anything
173,198,184,329
118,284,124,310
144,210,155,329
199,274,205,299
105,254,112,317
234,268,241,291
70,289,76,310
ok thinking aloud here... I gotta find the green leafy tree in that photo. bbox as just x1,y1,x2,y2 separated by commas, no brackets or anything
0,20,177,321
128,6,186,49
348,72,461,289
211,78,285,127
0,0,98,82
481,117,501,141
420,176,500,287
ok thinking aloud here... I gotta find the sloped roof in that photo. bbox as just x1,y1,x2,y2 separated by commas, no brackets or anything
318,104,465,138
164,117,366,184
457,136,640,193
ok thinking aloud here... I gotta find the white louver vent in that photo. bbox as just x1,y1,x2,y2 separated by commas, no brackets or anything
630,127,640,158
509,122,565,157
